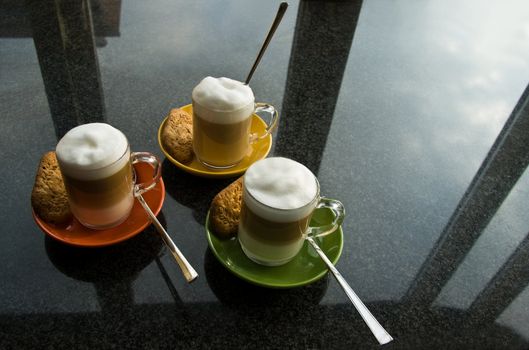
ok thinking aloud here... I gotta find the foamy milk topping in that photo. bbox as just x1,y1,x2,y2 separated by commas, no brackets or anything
244,157,318,222
56,123,129,180
192,77,254,124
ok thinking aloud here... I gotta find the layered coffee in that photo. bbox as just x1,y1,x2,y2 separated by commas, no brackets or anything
192,77,255,168
238,157,319,266
56,123,134,229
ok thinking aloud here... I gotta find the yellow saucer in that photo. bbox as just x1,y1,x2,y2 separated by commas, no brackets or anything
158,104,272,178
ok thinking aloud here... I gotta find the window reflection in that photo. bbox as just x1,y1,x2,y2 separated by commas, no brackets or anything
275,0,363,175
24,0,110,139
404,83,529,339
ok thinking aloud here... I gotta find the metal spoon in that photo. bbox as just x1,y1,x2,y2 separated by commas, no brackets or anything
245,2,288,85
306,236,394,345
136,193,198,283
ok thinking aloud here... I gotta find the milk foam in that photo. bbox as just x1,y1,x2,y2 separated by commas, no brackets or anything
192,77,254,124
243,157,319,222
56,123,129,180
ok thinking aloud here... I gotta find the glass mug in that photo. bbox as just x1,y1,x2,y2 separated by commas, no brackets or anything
192,77,279,169
238,157,345,266
56,124,160,230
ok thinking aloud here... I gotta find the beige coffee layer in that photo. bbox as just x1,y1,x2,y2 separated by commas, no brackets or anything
193,113,252,166
238,202,310,244
62,162,133,208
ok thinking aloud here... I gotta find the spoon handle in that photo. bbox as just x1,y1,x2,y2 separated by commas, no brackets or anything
136,193,198,283
245,2,288,85
306,236,393,345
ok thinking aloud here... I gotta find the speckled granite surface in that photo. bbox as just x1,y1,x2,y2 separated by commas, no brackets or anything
2,0,529,348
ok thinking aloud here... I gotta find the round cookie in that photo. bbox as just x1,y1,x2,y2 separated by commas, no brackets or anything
161,108,193,163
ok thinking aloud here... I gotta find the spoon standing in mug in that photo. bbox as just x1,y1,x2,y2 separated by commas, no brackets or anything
245,2,288,85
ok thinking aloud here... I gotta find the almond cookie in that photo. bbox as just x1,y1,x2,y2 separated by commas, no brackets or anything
209,177,243,239
31,151,72,225
161,108,193,163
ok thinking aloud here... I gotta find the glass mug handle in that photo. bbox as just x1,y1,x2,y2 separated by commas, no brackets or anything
250,102,279,143
131,152,161,196
306,197,345,238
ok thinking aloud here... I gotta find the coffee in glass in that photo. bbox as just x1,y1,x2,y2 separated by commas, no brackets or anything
238,157,345,266
56,123,160,229
192,77,279,169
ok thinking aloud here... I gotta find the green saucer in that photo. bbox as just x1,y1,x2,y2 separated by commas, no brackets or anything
205,208,344,288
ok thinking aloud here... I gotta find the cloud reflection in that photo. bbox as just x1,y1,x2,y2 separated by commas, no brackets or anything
318,0,529,303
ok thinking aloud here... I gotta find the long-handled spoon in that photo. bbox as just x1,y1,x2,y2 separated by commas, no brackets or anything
306,236,394,345
245,2,288,85
136,193,198,283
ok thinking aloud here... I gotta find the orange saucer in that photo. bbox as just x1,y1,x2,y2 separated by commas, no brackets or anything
32,162,165,247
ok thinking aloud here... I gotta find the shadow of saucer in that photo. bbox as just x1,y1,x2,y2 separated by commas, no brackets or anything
161,158,237,224
204,247,329,308
45,215,165,283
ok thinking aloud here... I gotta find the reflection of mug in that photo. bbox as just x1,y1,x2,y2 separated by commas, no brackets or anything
238,157,345,266
192,77,278,169
56,123,160,229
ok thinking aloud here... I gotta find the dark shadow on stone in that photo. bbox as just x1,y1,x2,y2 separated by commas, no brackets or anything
204,246,330,309
161,158,237,225
45,220,164,314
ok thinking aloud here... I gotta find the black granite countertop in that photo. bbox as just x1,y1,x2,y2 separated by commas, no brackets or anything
2,0,529,349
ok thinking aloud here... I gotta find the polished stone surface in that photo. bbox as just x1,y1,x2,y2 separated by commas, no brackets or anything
2,0,529,348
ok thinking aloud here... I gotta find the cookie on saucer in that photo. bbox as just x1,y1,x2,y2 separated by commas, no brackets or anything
31,151,72,225
161,108,194,164
209,177,243,239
